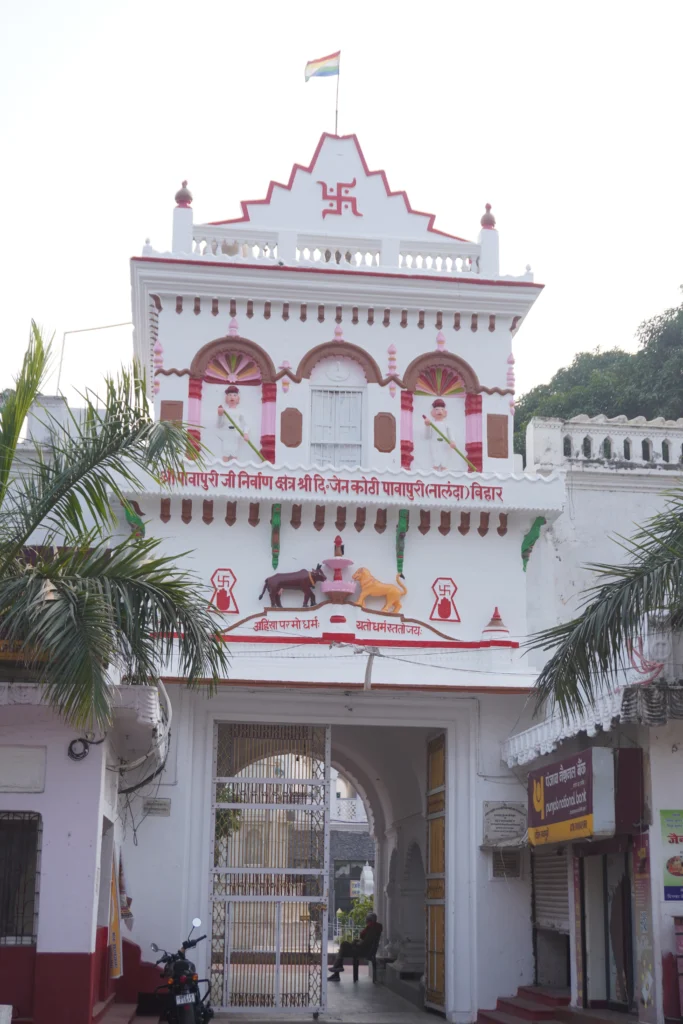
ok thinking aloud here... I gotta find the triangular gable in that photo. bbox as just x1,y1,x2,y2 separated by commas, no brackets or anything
208,133,468,242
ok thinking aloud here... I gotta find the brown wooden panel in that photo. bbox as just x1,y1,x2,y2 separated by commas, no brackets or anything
428,817,445,875
373,412,396,453
426,904,445,1006
427,734,445,791
280,408,302,448
487,413,509,459
427,792,445,815
427,877,445,900
160,400,183,425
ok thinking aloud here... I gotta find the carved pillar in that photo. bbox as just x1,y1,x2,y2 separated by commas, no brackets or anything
464,393,483,472
400,390,414,470
187,377,203,458
260,382,277,463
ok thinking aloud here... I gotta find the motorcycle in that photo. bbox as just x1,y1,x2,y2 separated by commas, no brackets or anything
151,917,214,1023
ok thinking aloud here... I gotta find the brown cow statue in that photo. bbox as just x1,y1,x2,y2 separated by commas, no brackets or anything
259,565,327,608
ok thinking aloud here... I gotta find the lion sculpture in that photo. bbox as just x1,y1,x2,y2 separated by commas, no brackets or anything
352,567,408,613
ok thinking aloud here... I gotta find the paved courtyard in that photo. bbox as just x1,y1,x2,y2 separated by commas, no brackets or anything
178,973,436,1023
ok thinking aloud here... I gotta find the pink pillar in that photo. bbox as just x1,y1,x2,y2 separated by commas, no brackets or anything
400,391,414,470
187,377,203,459
260,382,277,463
465,393,483,472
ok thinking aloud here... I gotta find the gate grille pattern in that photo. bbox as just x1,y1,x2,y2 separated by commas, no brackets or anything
210,724,329,1013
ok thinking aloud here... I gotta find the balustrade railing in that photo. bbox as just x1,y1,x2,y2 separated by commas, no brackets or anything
187,229,483,275
332,797,366,822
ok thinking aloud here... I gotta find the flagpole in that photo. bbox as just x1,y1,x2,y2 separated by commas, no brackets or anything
335,57,340,135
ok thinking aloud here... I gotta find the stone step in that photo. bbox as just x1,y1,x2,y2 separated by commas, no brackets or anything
480,1011,563,1024
497,997,558,1020
518,986,571,1007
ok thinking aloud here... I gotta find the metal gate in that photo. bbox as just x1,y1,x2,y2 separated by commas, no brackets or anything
209,723,330,1014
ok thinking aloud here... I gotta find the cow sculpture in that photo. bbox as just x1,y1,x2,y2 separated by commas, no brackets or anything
259,565,327,608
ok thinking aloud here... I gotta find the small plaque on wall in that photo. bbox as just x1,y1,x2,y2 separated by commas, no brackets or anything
482,801,526,844
142,797,171,817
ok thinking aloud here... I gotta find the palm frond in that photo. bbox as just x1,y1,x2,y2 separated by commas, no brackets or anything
0,322,50,507
0,363,204,573
529,488,683,717
0,536,228,727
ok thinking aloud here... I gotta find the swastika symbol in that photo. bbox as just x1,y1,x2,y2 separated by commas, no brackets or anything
210,568,238,614
429,577,460,623
317,178,363,218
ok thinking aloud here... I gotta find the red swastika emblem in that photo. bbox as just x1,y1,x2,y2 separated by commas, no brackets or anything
210,568,238,614
429,577,460,623
317,178,363,218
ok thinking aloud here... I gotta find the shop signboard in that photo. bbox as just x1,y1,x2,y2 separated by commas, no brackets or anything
527,747,615,846
660,809,683,901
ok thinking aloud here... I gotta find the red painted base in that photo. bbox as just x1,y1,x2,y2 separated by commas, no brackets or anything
0,944,36,1018
33,951,97,1024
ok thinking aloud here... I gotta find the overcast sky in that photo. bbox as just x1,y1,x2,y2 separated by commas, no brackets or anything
2,1,681,403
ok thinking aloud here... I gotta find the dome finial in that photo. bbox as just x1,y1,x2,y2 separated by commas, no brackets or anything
175,180,193,207
480,203,496,229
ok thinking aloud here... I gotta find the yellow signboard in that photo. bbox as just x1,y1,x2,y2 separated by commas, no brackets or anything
109,852,123,979
528,813,594,846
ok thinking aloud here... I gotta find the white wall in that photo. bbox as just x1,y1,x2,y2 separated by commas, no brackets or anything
0,706,107,954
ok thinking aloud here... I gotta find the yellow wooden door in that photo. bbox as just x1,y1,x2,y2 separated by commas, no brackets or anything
425,733,446,1008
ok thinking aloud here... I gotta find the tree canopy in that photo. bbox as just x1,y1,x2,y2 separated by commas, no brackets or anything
514,299,683,455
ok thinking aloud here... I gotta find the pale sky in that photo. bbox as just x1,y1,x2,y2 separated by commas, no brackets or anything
2,1,681,403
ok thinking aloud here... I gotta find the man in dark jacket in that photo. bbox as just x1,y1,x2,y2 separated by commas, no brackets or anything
328,913,383,981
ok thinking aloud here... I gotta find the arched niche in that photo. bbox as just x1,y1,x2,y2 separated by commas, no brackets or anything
403,351,481,394
296,341,384,384
397,842,426,976
190,335,277,383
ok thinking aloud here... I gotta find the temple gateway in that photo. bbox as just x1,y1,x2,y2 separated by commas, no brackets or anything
2,134,682,1024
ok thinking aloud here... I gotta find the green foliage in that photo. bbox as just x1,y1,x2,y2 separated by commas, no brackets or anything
0,322,229,727
525,299,683,714
514,300,683,456
337,893,374,943
529,489,683,717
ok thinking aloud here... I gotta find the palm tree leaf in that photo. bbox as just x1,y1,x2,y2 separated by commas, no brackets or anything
529,488,683,717
0,323,50,507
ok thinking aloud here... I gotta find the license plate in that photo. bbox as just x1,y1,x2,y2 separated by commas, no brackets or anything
175,992,194,1005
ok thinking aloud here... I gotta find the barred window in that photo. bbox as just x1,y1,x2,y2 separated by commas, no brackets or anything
0,812,41,944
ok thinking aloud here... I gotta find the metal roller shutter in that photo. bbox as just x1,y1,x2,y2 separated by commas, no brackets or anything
532,847,570,933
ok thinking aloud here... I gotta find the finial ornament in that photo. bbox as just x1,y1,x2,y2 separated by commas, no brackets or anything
480,203,496,229
175,180,193,207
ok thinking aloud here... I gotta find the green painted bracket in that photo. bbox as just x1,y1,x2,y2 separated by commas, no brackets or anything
396,508,409,577
271,503,282,569
522,516,546,571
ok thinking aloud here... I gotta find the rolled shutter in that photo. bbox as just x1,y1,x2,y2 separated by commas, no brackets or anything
532,847,570,933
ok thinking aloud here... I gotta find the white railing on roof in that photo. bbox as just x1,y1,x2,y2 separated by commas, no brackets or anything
186,225,485,277
528,415,683,472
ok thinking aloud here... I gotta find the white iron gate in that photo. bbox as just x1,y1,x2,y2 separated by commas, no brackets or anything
209,723,330,1015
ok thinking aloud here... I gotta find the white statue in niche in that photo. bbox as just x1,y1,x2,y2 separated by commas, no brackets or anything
423,398,458,471
216,386,250,462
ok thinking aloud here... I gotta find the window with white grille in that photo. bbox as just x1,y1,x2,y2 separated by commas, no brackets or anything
310,388,363,468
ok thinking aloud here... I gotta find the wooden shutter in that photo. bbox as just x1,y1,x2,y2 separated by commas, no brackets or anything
280,408,302,448
425,734,446,1008
159,400,183,425
487,413,509,458
374,412,396,452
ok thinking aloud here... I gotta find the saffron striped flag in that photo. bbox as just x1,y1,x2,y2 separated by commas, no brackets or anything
305,50,341,81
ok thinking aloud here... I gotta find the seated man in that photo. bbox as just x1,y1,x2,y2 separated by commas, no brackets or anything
328,913,383,981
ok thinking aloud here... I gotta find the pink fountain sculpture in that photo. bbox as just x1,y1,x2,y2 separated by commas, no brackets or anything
321,537,356,604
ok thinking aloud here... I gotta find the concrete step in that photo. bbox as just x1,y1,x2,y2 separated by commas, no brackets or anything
518,987,571,1007
497,997,558,1020
98,1004,138,1024
480,1012,563,1024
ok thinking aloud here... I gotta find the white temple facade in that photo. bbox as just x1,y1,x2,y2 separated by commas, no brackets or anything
2,135,683,1024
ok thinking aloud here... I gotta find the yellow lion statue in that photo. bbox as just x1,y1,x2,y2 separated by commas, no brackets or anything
352,568,408,613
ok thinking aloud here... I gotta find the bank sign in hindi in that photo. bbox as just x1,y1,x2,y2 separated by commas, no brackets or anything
159,468,504,504
660,810,683,901
528,747,615,846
